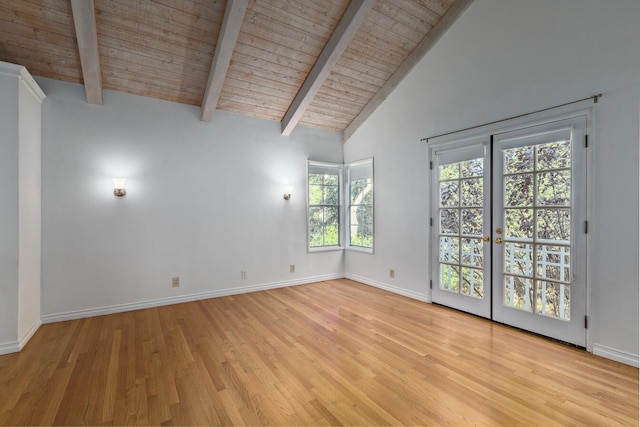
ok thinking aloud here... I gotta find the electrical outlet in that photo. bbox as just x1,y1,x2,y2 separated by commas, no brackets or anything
389,269,395,278
241,270,247,279
290,264,295,273
172,276,180,287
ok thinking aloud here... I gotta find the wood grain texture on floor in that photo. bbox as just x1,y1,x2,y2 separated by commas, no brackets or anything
0,279,637,425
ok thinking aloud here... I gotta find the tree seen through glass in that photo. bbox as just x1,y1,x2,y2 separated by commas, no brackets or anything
438,158,484,299
502,140,572,320
308,173,340,247
349,178,373,248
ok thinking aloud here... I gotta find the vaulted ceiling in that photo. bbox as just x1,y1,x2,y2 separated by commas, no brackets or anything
0,0,472,140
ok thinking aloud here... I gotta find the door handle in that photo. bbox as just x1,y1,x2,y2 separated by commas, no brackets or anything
482,236,490,242
495,238,503,244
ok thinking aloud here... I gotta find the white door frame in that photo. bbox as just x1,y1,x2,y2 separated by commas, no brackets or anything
428,106,593,350
430,136,491,318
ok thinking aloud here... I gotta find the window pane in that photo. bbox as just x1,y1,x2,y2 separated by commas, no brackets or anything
440,264,460,292
440,209,459,235
504,242,533,276
309,207,324,247
536,245,570,282
503,275,533,312
537,140,571,170
439,163,459,180
461,267,483,298
308,161,342,250
347,159,373,250
324,225,339,245
537,171,571,207
350,179,372,204
504,209,533,239
350,205,372,227
460,178,483,207
324,207,339,226
536,209,570,242
309,184,323,205
440,237,460,264
504,146,534,173
461,158,483,178
325,185,339,205
536,281,570,320
461,238,483,267
504,174,533,207
351,225,372,248
461,208,482,236
309,174,323,185
440,181,459,207
324,174,339,186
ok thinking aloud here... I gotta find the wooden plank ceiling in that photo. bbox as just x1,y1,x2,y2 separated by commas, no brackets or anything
0,0,472,139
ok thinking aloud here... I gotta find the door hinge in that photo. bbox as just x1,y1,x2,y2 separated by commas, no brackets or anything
585,135,589,148
429,161,433,170
584,221,589,234
430,217,433,227
430,280,433,289
584,315,588,329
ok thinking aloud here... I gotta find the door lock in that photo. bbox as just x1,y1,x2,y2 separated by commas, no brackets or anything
495,227,503,234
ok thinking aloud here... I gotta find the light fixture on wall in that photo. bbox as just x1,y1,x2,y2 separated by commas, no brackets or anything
113,178,126,197
283,186,293,201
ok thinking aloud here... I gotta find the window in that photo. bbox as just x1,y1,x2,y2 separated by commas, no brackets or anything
346,158,374,252
306,159,375,253
307,161,342,250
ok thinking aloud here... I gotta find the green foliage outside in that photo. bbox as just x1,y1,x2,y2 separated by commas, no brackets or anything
349,178,373,248
437,140,572,319
309,173,340,247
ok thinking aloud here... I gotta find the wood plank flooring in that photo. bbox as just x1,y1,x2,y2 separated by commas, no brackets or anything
0,279,637,426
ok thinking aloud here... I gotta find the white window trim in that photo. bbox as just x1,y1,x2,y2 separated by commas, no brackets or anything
307,160,344,252
345,157,374,254
306,158,375,254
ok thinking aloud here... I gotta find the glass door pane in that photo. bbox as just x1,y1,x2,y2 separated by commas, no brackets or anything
492,117,587,346
431,140,491,318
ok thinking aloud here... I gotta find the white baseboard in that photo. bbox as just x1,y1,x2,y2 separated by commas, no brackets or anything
0,320,42,355
345,273,431,303
593,343,639,367
19,320,42,348
41,273,344,324
0,340,20,355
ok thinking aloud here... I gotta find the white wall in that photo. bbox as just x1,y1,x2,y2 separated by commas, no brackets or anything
0,71,20,345
17,76,42,341
0,62,44,353
38,78,343,320
344,0,639,364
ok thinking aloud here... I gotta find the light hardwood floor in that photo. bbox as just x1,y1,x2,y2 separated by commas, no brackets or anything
0,279,637,426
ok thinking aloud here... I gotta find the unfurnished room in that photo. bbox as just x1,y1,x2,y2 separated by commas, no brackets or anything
0,0,638,425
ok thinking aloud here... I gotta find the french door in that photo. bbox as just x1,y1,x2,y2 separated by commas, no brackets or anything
430,116,588,346
430,138,492,318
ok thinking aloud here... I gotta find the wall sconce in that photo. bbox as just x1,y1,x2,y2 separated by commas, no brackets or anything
113,178,127,197
283,186,293,201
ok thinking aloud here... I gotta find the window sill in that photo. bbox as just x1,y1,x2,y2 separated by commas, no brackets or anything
346,246,374,254
308,246,344,253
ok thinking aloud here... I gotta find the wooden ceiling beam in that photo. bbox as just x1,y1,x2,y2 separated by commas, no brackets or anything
70,0,103,105
280,0,376,136
201,0,249,122
342,0,475,142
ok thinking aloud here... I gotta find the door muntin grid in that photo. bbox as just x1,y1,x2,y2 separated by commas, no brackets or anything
501,139,573,320
438,158,485,299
